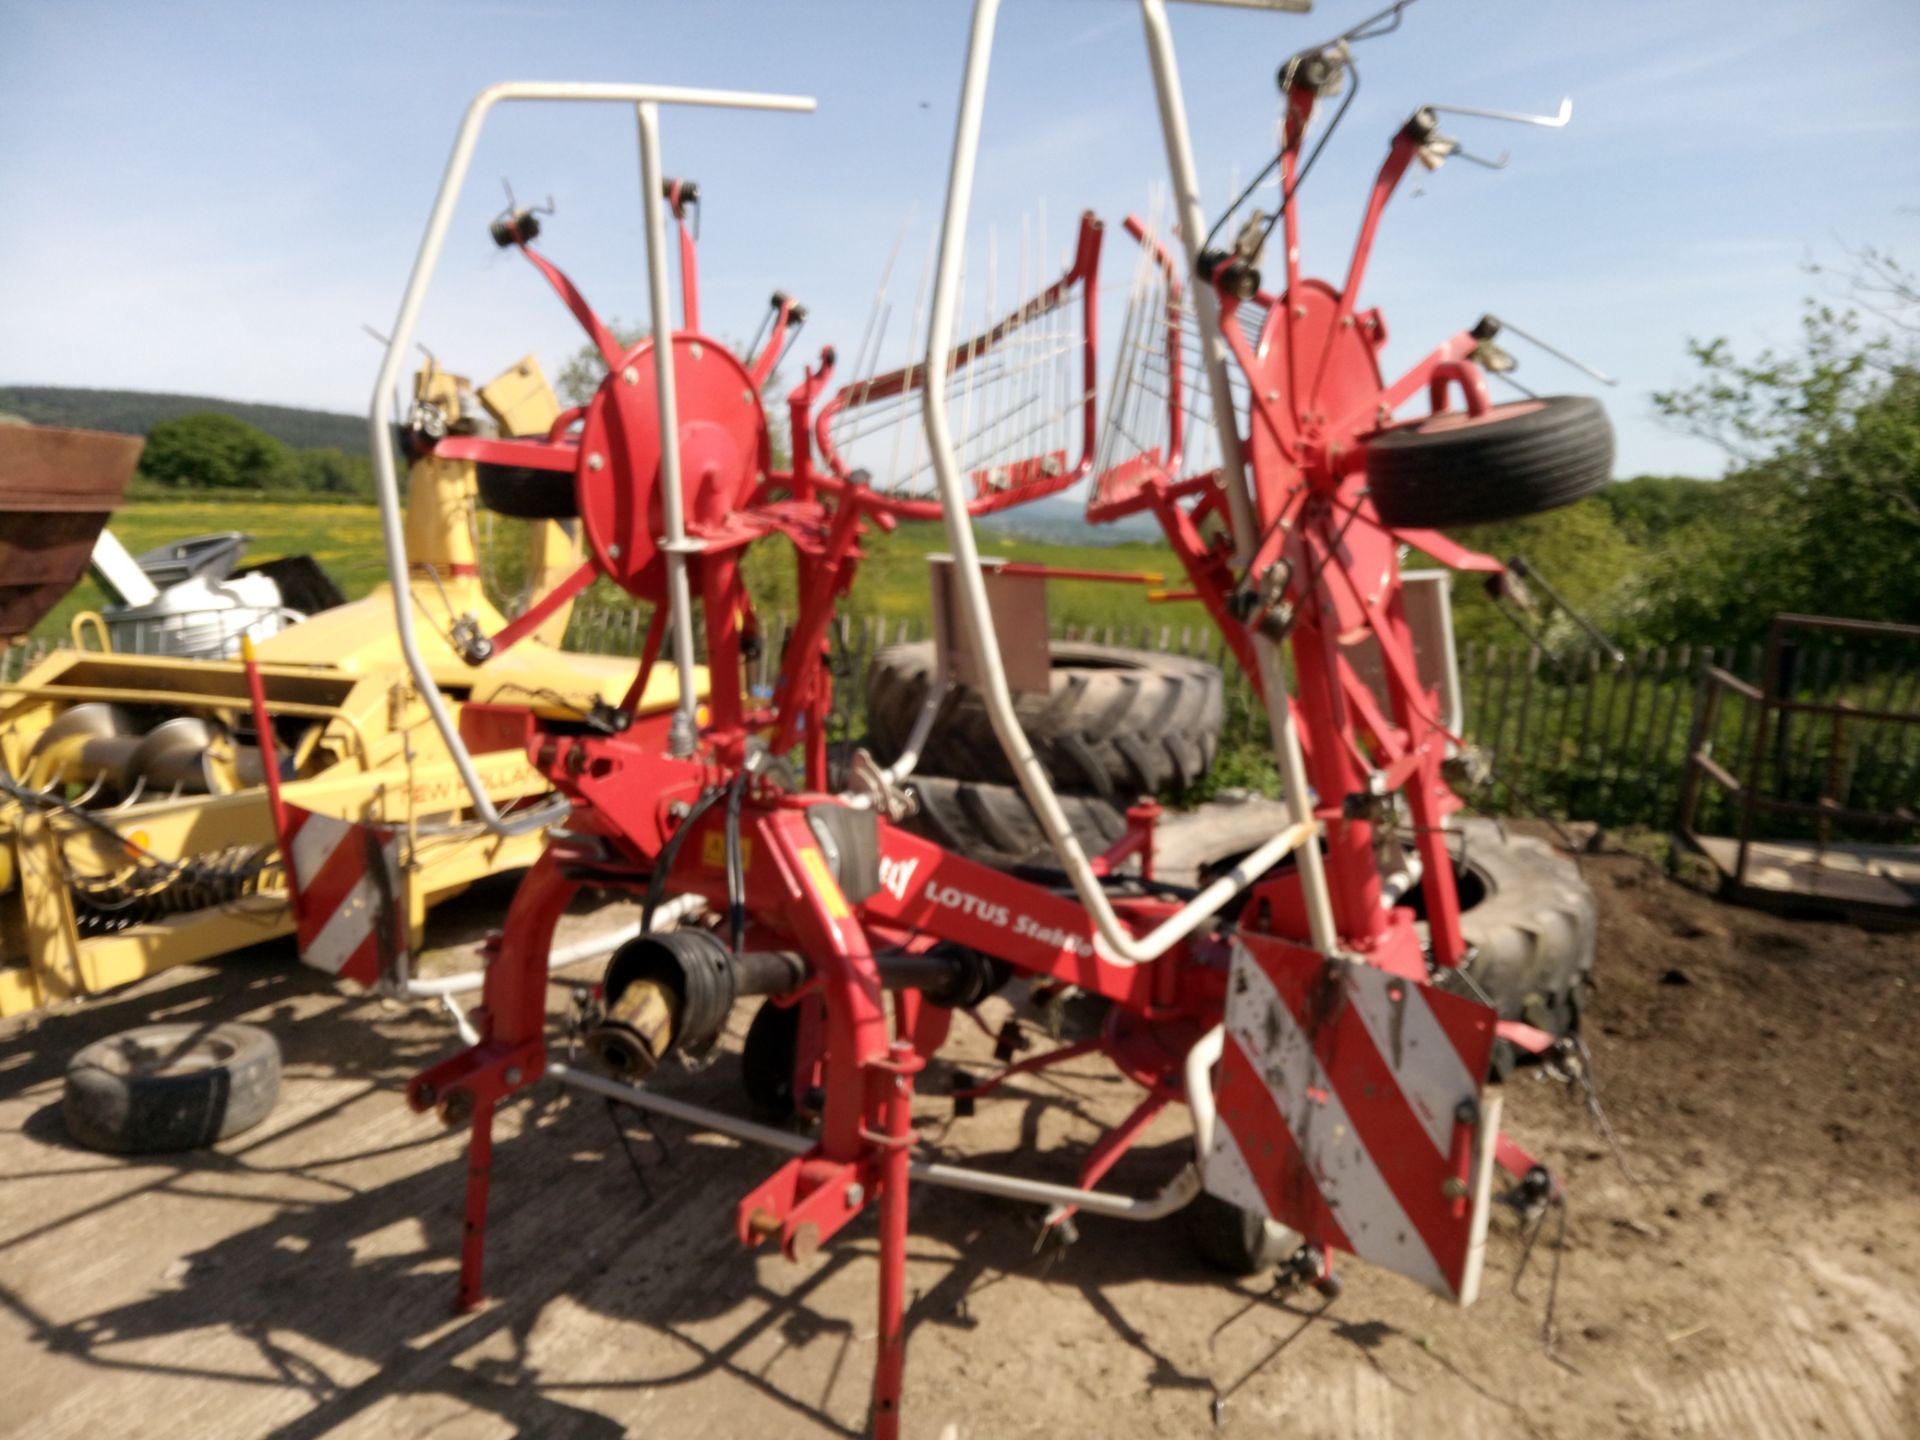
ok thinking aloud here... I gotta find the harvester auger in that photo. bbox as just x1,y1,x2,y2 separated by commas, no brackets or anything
366,6,1609,1433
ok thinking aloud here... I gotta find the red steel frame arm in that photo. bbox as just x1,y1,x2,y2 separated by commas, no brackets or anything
1331,329,1479,439
486,557,599,657
785,347,837,503
1216,293,1300,469
433,433,578,470
1393,525,1505,576
761,809,890,1160
1279,83,1312,414
517,241,626,368
749,296,797,392
1329,132,1419,344
1075,214,1102,467
768,492,867,758
667,180,699,333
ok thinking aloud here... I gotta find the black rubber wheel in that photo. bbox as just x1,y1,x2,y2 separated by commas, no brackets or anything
1426,819,1596,1044
901,774,1127,872
475,463,579,520
866,641,1223,803
63,1022,281,1154
741,998,800,1118
1185,1191,1295,1275
1364,394,1614,530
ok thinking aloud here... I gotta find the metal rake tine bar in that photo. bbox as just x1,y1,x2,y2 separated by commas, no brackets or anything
934,389,1092,479
832,347,1081,450
831,287,1077,408
831,336,1080,442
1489,315,1619,386
973,387,1093,464
1428,96,1572,128
957,390,1048,462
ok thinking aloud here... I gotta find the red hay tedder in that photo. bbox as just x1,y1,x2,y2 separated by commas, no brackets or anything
345,2,1615,1432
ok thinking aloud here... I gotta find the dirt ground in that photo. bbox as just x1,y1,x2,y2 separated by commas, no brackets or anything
1,847,1916,1439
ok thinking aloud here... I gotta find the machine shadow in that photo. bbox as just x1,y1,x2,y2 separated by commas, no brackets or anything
4,1000,1330,1436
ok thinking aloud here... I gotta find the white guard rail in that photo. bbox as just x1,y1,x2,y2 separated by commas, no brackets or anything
921,0,1338,965
368,82,815,836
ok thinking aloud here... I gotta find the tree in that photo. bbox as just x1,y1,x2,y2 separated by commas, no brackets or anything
556,320,646,407
1434,501,1641,652
1597,474,1721,547
1638,265,1920,646
137,413,293,491
290,447,372,496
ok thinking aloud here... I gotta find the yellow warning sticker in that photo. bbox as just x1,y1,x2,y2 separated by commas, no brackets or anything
796,846,851,919
701,831,752,873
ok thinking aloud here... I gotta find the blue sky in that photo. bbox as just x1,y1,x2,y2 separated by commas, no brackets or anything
4,0,1918,480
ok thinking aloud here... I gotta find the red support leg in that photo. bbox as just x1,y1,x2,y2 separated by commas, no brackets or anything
872,1039,919,1440
455,1096,497,1312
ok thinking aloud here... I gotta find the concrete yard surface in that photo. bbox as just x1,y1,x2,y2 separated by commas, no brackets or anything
2,853,1918,1438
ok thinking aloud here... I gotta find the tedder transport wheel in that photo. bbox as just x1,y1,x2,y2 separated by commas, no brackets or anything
903,774,1127,872
1440,819,1597,1046
867,641,1223,802
63,1022,281,1154
1185,1191,1300,1275
1364,394,1614,531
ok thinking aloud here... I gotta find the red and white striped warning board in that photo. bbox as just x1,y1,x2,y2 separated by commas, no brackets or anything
1206,933,1501,1303
282,806,407,988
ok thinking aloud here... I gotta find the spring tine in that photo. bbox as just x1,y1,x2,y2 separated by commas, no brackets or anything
869,237,928,492
1429,96,1572,129
848,210,914,402
1491,315,1619,386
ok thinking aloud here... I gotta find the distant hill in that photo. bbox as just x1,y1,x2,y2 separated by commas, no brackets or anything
978,492,1161,545
0,385,366,453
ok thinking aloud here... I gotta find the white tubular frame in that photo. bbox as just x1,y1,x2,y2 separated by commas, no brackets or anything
368,82,815,833
1139,0,1339,955
921,0,1335,964
398,891,704,999
546,1059,1202,1220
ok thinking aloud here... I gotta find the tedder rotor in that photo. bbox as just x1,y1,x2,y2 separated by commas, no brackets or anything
349,4,1613,1433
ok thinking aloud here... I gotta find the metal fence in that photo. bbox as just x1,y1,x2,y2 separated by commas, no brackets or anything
562,600,1767,828
15,601,1916,837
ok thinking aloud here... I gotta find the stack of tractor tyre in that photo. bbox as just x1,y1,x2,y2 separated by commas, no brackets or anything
863,639,1223,869
861,640,1596,1057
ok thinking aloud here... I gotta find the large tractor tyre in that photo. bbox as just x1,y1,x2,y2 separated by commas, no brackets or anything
63,1022,281,1154
902,775,1127,873
1364,394,1614,531
866,641,1223,803
1442,819,1597,1047
1185,1191,1299,1275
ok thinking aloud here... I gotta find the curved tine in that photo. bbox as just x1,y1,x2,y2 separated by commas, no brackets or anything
1490,316,1620,387
110,776,150,811
69,773,108,808
1454,145,1511,170
1429,96,1572,129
